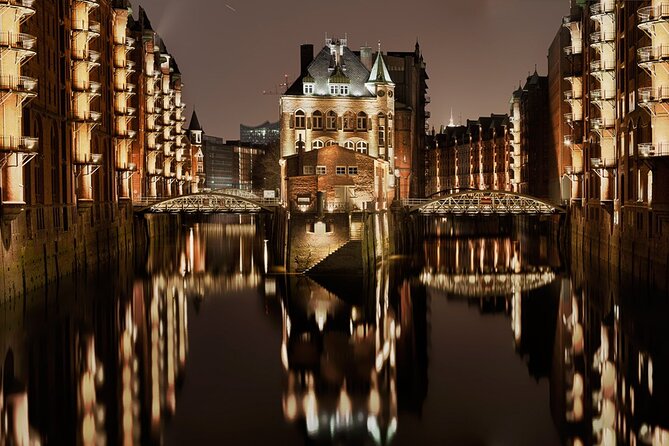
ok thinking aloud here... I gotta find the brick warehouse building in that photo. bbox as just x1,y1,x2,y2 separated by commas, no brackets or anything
280,38,396,212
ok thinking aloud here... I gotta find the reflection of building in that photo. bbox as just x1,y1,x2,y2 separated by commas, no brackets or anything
426,114,512,195
280,38,396,211
240,121,280,147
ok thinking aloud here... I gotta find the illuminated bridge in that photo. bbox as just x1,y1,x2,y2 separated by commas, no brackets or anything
401,191,565,216
134,191,282,214
419,267,558,298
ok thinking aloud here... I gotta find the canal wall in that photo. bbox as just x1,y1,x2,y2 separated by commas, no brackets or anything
570,205,669,291
0,203,136,302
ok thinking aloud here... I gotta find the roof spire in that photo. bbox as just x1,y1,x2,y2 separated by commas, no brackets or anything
448,108,455,127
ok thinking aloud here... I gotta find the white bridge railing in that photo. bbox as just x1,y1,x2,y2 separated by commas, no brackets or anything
134,192,283,213
400,191,563,215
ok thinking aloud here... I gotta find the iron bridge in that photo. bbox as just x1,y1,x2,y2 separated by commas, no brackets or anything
136,192,282,214
401,191,565,215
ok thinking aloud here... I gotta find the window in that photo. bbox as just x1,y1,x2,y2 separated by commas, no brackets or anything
356,141,368,154
303,165,315,175
336,166,346,175
312,111,323,130
378,113,386,147
341,85,349,95
295,110,306,129
343,112,355,131
326,140,337,146
312,140,324,150
326,111,337,130
357,112,367,130
303,83,314,95
344,141,355,150
329,84,339,95
316,165,327,175
348,166,358,175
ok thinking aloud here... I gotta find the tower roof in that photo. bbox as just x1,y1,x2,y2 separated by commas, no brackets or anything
188,110,203,132
368,50,392,84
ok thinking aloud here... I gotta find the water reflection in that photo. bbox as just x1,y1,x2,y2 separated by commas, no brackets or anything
0,216,668,445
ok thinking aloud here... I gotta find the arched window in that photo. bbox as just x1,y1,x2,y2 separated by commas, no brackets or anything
312,111,323,130
344,141,355,150
343,111,355,131
326,140,337,146
356,141,368,154
357,112,368,131
295,110,306,129
326,111,337,130
312,140,324,150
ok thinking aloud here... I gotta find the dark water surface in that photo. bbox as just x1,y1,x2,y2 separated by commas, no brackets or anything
1,215,667,445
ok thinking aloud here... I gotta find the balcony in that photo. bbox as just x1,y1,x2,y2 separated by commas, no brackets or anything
74,0,99,7
74,153,102,167
590,1,614,17
591,89,615,101
0,136,38,152
590,31,615,46
115,107,136,116
564,90,582,101
72,49,101,68
591,157,616,169
0,32,36,61
638,86,669,103
0,75,37,97
116,130,136,140
638,142,669,158
116,162,137,172
72,110,102,123
564,135,573,146
638,4,669,28
425,111,431,119
71,20,101,38
73,80,101,95
637,45,669,67
591,117,615,129
564,44,583,56
0,0,36,17
590,59,615,73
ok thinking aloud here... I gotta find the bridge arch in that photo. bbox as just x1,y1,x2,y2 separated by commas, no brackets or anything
142,192,279,214
405,191,565,215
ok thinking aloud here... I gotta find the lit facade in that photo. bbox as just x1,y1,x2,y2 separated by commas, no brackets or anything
280,38,396,211
240,121,279,147
426,115,512,196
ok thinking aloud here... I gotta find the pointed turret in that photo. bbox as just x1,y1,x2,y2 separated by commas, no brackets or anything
368,49,392,84
188,110,203,132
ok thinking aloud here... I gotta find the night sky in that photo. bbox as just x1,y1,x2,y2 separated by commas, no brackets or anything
136,0,569,139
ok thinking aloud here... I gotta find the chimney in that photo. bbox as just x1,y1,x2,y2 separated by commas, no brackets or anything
360,46,373,71
300,44,314,74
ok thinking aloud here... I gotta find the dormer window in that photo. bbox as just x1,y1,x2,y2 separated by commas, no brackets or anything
303,83,314,95
329,84,349,96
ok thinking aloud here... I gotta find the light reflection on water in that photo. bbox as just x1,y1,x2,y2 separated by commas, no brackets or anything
0,215,667,445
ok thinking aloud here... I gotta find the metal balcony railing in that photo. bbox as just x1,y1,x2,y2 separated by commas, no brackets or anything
0,136,38,151
564,113,574,123
590,31,615,44
637,45,669,64
638,4,669,26
564,90,582,100
74,153,102,166
591,117,615,129
0,75,37,94
591,157,616,168
72,49,101,65
638,142,669,157
72,20,100,36
639,86,669,103
591,89,615,101
564,44,583,56
590,59,615,72
590,1,615,17
72,110,101,122
73,80,101,94
74,0,99,7
564,135,573,146
0,0,36,15
0,32,36,54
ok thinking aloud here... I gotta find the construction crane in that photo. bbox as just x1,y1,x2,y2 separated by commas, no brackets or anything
262,74,289,96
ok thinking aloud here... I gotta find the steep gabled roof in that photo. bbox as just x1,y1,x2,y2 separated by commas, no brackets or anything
188,110,203,132
368,51,393,84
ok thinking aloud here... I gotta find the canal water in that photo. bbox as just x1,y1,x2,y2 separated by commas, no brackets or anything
1,214,667,445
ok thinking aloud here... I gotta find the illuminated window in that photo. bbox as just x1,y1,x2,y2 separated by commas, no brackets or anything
378,113,386,146
312,140,324,150
295,110,306,129
356,141,368,154
312,110,323,130
326,111,337,130
343,112,355,131
316,165,327,175
329,84,339,95
303,83,314,95
348,166,358,175
341,85,349,95
357,112,367,130
325,140,337,146
303,165,315,175
344,141,355,150
336,166,346,175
